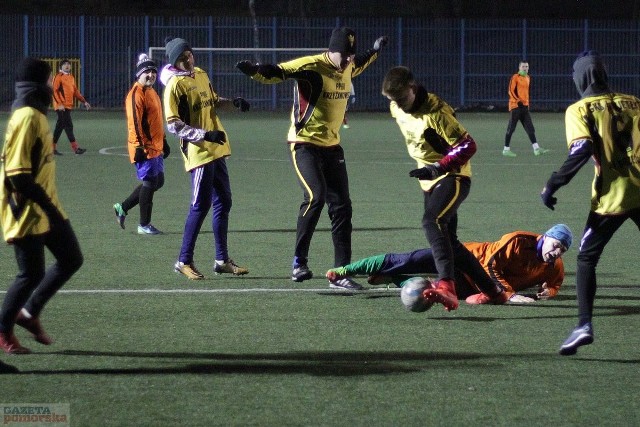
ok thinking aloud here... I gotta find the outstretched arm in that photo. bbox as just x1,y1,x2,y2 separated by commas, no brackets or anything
236,61,286,83
541,138,593,210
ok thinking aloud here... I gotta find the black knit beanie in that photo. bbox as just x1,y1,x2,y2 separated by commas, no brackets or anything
136,53,157,78
165,37,192,66
328,27,356,55
16,57,52,84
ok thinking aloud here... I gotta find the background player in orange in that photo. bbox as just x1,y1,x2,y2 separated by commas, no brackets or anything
502,60,549,157
113,54,169,235
52,59,90,155
326,224,572,304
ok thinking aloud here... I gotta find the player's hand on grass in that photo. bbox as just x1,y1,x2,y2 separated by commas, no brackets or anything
537,283,552,300
233,97,250,112
236,60,259,76
134,146,146,163
204,130,226,144
373,36,389,51
540,186,557,210
409,164,441,180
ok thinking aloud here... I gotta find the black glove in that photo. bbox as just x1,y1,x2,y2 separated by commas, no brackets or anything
409,164,442,180
204,130,227,144
236,60,259,76
233,97,250,112
134,146,146,163
517,101,525,109
540,187,557,210
162,138,170,159
373,36,389,51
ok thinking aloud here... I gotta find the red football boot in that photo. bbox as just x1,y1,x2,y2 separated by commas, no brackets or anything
0,331,31,355
466,291,509,305
422,278,459,311
16,310,53,345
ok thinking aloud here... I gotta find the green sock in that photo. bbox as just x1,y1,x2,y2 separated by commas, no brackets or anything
337,254,386,276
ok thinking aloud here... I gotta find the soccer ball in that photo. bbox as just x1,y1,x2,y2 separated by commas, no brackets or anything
400,277,435,312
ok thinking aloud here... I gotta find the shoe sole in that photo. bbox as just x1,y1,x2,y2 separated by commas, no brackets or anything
15,320,53,345
559,333,594,356
174,267,204,280
114,205,126,229
328,284,363,290
423,289,459,311
4,347,32,355
292,272,313,282
215,269,249,276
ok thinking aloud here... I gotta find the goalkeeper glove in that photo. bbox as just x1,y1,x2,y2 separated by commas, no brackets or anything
236,60,259,76
540,186,557,210
409,163,442,180
204,130,227,144
233,97,250,112
134,146,146,163
373,36,389,51
162,138,170,159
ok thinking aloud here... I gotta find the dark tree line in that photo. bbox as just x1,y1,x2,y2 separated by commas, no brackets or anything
4,0,639,18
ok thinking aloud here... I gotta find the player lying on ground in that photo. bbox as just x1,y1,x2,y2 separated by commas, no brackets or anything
326,224,572,304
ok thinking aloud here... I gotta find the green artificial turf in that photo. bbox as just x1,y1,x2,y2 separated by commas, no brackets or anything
0,111,638,426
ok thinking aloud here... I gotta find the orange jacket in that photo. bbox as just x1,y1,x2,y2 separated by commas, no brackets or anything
52,72,86,109
125,82,164,163
508,73,530,111
464,231,563,298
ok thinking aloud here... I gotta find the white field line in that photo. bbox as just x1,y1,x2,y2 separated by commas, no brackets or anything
99,146,548,166
0,288,400,295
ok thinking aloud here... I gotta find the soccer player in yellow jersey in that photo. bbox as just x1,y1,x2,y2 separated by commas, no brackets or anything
541,51,640,355
161,37,250,280
236,27,388,290
0,58,83,354
114,54,169,235
382,66,508,311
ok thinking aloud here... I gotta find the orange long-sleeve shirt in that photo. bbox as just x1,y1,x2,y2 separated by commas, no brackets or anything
52,72,86,109
464,231,564,298
508,73,530,111
125,82,164,163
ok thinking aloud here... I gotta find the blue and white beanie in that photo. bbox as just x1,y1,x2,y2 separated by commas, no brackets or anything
544,224,573,249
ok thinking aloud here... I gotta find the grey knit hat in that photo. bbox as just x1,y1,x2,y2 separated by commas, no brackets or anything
165,37,191,66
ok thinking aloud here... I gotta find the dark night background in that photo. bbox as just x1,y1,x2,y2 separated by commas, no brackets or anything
3,0,639,18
